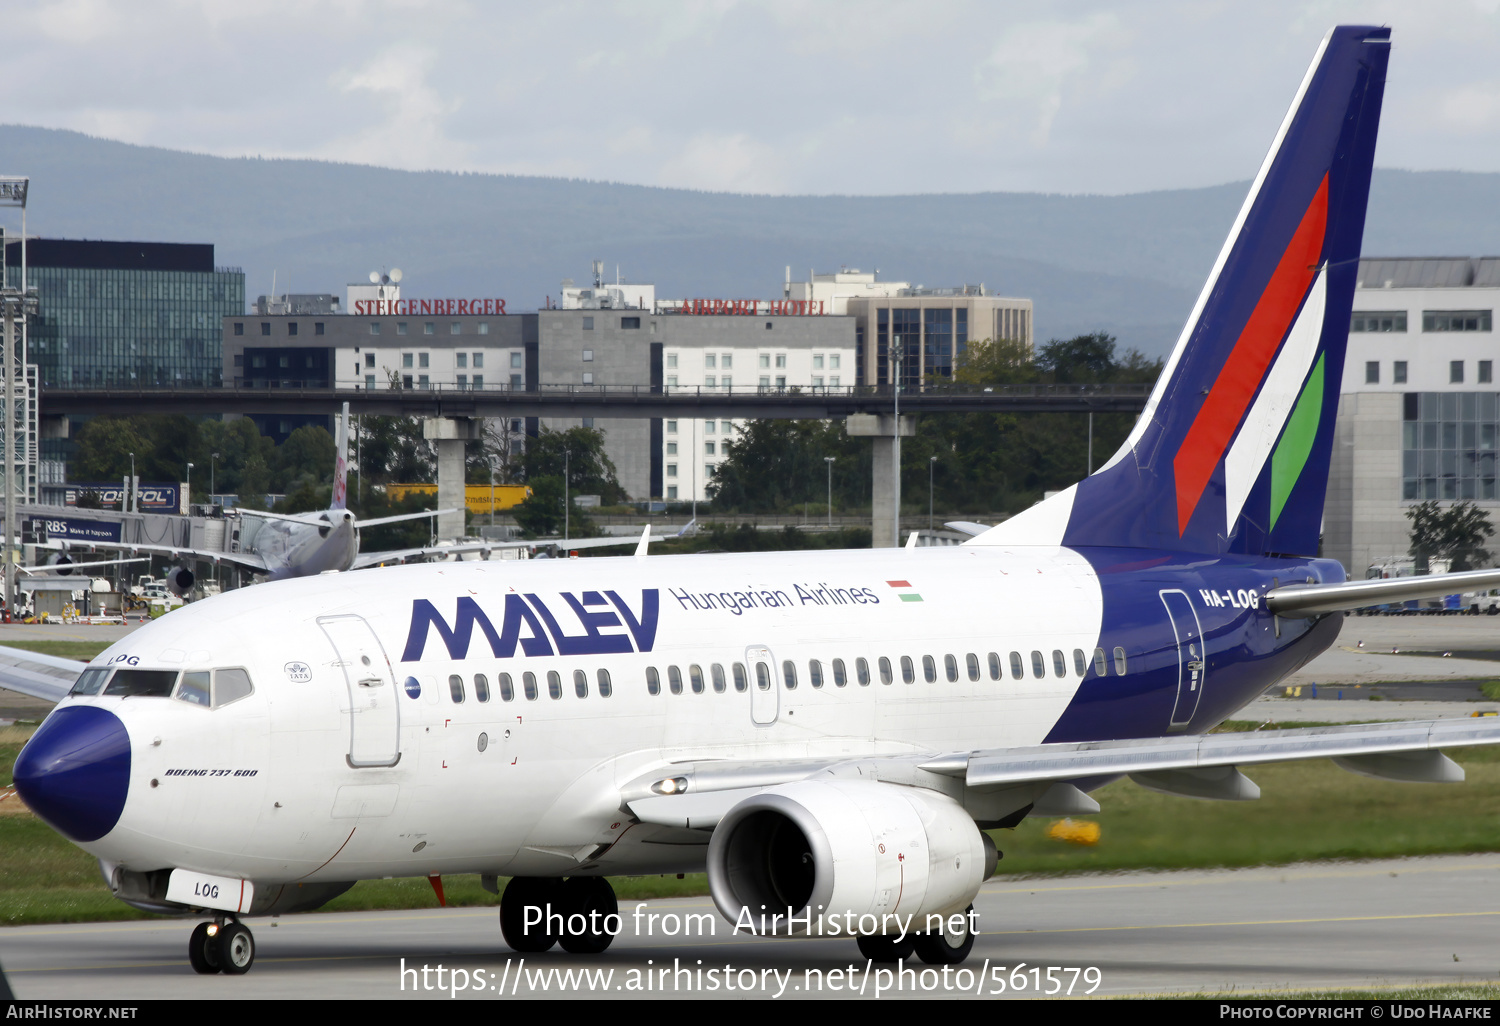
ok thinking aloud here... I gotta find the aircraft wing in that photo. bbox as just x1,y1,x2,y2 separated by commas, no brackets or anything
0,645,86,704
350,540,503,570
624,718,1500,828
1267,568,1500,615
349,533,668,570
49,541,268,573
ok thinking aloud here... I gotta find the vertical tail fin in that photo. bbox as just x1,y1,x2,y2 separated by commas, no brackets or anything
975,26,1390,556
331,402,349,510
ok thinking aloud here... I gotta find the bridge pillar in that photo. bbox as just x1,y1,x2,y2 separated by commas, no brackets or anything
422,418,481,541
846,414,915,548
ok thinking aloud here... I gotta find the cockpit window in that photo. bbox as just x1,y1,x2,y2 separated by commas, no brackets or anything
215,668,254,706
70,668,112,695
175,671,211,707
103,670,179,697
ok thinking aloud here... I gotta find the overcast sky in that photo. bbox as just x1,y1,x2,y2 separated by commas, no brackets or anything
10,0,1500,196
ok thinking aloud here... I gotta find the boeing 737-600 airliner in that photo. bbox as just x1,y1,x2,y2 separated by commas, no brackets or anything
14,26,1500,976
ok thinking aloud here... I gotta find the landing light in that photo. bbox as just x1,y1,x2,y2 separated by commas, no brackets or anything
651,777,689,795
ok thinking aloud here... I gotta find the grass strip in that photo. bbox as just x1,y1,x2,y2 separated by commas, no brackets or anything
0,639,113,660
6,721,1500,925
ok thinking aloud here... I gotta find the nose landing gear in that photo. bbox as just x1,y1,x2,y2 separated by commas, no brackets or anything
188,917,256,975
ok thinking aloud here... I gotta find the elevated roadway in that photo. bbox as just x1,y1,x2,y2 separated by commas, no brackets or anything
38,382,1151,420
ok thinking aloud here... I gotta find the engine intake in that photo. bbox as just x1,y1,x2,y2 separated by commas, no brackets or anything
707,780,987,937
166,566,195,598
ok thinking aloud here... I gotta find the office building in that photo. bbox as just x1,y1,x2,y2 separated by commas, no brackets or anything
7,239,244,388
1326,257,1500,574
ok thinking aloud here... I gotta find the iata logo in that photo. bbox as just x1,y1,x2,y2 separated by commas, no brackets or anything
284,661,312,683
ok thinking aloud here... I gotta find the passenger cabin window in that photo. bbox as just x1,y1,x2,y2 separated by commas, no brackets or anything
690,665,705,694
1113,647,1128,675
1031,651,1046,678
646,667,661,696
946,654,960,682
547,671,562,700
499,673,515,701
782,660,798,689
1093,648,1107,675
574,669,588,698
878,657,893,685
987,652,1001,681
1073,649,1087,676
711,663,726,693
1052,650,1066,677
733,663,748,692
922,655,937,683
597,669,612,697
832,659,847,687
901,656,915,684
966,653,980,682
809,660,823,688
474,674,490,702
175,671,211,707
755,662,771,690
668,666,683,695
523,672,539,701
449,674,466,703
1009,652,1024,680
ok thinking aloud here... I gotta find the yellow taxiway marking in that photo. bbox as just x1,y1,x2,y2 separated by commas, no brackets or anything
987,908,1500,936
981,859,1500,895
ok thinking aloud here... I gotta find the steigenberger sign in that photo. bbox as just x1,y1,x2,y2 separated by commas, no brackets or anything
354,299,507,316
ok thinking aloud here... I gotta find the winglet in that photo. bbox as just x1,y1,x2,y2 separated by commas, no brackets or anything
635,524,651,559
904,530,920,550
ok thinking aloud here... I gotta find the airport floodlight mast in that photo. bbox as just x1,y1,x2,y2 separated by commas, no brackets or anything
929,455,938,531
0,176,35,620
891,344,903,548
825,456,835,528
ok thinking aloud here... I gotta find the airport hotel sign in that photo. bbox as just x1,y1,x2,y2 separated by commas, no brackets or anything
671,299,827,316
354,298,507,316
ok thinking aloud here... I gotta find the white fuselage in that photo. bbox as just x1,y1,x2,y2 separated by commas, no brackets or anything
63,544,1109,886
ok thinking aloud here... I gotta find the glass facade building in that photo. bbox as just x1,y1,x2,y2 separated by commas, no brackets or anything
4,240,244,387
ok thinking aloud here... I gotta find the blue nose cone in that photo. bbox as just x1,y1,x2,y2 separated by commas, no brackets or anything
14,706,131,843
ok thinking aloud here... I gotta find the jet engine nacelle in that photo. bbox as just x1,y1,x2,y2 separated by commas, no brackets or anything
165,566,195,598
706,779,990,937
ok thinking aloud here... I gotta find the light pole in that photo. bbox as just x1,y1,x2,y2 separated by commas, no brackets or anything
891,344,903,548
185,462,194,512
929,455,938,531
128,452,135,514
825,456,835,529
563,449,570,544
210,452,220,501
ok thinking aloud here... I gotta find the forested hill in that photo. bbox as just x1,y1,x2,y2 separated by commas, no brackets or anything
3,124,1496,358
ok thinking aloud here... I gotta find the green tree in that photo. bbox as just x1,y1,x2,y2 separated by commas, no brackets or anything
1408,500,1495,573
521,426,625,505
709,420,868,514
512,475,596,538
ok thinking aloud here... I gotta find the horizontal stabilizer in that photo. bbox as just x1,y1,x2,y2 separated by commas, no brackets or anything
1265,568,1500,615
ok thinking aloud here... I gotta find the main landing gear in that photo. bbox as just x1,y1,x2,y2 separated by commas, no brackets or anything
857,904,977,965
500,876,618,955
188,917,256,975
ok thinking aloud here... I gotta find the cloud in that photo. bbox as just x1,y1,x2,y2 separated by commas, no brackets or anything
323,45,470,170
973,12,1129,148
